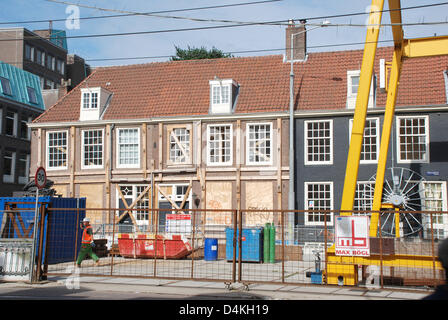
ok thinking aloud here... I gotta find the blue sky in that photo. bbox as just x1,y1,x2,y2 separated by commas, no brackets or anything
1,0,448,67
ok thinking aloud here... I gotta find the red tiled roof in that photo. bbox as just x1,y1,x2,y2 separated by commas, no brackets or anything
33,47,448,123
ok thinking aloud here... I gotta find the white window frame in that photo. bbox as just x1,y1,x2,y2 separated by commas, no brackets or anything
19,115,29,140
117,184,152,227
27,116,32,140
116,127,140,169
5,111,18,137
25,44,34,61
206,123,233,166
41,51,46,67
347,70,361,98
346,70,375,109
167,125,192,165
304,119,333,165
246,122,273,166
209,79,235,114
17,152,30,185
46,130,68,170
81,128,104,169
396,115,430,164
349,117,380,164
353,181,375,214
212,85,230,105
421,181,448,239
3,150,16,183
81,89,100,109
157,183,192,214
304,182,334,226
157,183,192,202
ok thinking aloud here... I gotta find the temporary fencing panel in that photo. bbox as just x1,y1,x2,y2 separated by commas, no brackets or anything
0,197,86,282
39,207,446,290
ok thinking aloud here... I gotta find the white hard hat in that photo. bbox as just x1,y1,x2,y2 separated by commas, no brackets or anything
83,217,90,223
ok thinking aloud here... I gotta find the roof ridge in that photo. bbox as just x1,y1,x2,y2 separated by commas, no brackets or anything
91,46,396,70
92,54,285,70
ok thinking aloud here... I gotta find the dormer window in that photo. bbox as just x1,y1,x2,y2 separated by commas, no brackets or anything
212,85,230,104
80,87,112,121
346,70,376,109
82,91,99,109
209,78,238,114
27,87,38,104
0,77,12,96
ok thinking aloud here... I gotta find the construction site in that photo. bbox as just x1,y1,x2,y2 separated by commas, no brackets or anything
1,0,448,296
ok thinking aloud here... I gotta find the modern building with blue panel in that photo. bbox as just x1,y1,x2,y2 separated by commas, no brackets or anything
0,62,44,196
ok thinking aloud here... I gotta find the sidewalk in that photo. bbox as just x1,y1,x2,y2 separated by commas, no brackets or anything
37,275,432,300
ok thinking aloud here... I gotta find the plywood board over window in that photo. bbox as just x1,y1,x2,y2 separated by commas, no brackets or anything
205,181,232,225
79,184,104,224
245,181,273,226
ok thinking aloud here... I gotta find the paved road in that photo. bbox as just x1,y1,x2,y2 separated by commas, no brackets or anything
0,276,432,300
0,278,437,319
0,282,267,300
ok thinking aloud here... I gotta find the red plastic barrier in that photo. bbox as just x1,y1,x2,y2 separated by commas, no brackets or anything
117,234,192,259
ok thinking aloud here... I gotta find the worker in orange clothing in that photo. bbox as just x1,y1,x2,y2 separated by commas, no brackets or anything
76,217,100,267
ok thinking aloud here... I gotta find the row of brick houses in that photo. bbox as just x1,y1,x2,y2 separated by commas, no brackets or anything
29,23,448,241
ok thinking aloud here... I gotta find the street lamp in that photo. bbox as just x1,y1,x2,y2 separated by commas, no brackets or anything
288,20,330,241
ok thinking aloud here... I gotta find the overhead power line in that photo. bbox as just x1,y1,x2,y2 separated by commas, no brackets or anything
1,18,448,43
0,20,289,42
302,1,448,21
0,1,446,43
2,0,447,27
46,0,286,26
0,0,283,25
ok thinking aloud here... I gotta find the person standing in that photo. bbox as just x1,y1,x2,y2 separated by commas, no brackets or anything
76,217,100,267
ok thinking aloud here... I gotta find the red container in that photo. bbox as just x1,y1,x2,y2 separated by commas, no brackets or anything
118,234,192,259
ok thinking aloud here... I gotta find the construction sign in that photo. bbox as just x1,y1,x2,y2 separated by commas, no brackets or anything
335,216,370,257
165,214,191,234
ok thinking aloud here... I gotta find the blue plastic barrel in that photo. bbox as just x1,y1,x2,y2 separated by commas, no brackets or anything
204,238,218,261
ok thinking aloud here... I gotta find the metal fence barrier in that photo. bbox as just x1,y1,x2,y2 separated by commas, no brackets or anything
1,206,446,289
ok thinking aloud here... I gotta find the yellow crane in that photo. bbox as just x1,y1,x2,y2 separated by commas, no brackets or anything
326,0,448,286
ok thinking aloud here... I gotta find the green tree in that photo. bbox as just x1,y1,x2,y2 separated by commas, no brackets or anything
170,45,233,61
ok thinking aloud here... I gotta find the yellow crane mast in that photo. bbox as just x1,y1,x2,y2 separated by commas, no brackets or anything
326,0,448,286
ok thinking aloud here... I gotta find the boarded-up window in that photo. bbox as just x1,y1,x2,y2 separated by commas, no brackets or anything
206,181,232,225
245,181,273,226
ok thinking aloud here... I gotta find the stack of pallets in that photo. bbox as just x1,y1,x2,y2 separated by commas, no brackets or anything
108,243,120,257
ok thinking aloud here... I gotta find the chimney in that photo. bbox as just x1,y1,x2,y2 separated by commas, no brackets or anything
286,19,307,61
